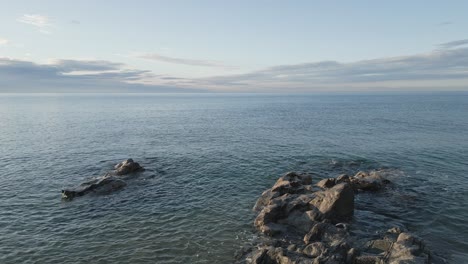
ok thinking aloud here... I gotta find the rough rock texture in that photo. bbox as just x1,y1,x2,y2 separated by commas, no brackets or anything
310,183,354,221
61,176,126,199
254,172,354,237
62,159,144,200
113,158,144,176
388,233,430,263
242,171,432,264
315,171,391,192
350,171,391,191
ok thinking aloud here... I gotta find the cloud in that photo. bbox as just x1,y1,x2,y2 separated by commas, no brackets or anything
2,39,468,93
0,58,202,93
0,38,9,45
437,21,453,26
137,53,234,69
17,14,53,34
438,39,468,49
48,59,125,72
188,41,468,92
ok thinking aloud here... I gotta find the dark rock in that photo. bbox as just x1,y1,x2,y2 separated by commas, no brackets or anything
355,255,382,264
304,223,326,244
335,174,350,184
250,248,269,264
303,242,327,258
366,239,393,253
62,176,126,199
113,158,144,175
62,159,144,200
287,244,297,252
255,204,284,230
346,248,357,263
254,189,281,211
350,170,390,191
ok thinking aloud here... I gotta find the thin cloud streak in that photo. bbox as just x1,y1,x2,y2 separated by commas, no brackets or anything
0,38,9,45
188,41,468,91
17,14,53,34
137,53,234,69
0,58,201,93
438,39,468,49
437,21,453,26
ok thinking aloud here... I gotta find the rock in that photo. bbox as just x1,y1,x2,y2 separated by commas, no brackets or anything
387,233,430,264
270,172,312,195
62,176,126,199
287,244,297,252
253,172,316,234
310,183,354,221
242,171,433,264
366,239,393,254
250,248,269,264
285,194,316,214
317,178,336,189
304,223,326,244
255,204,284,229
387,227,405,234
355,255,382,264
303,242,327,258
336,174,350,184
282,210,318,234
350,170,390,191
346,248,357,263
254,189,281,211
62,159,144,200
335,223,349,231
114,158,144,175
248,247,287,264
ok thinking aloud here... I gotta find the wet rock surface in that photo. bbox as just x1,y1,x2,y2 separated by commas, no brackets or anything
240,170,434,264
112,158,145,176
61,159,144,200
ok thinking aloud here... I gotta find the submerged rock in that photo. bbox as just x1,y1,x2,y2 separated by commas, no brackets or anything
350,170,391,191
242,170,432,264
61,176,126,199
62,159,144,200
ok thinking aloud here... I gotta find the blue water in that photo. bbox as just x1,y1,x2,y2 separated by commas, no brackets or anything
0,93,467,263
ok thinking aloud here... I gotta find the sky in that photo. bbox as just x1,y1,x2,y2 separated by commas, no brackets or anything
0,0,467,93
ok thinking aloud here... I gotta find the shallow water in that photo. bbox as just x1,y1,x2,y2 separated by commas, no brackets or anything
0,93,467,263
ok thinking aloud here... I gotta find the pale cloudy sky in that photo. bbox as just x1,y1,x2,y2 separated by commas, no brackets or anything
0,0,467,92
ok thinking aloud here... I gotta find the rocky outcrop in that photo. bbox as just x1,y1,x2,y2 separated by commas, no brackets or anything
315,171,391,192
242,171,432,264
112,158,144,176
62,159,144,200
61,176,127,199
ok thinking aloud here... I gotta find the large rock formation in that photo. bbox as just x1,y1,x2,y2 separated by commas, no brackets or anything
61,159,144,200
243,170,432,264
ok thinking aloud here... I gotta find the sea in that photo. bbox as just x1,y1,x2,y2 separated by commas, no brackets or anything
0,93,467,263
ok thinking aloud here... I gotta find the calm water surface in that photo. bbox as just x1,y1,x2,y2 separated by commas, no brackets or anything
0,93,467,263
